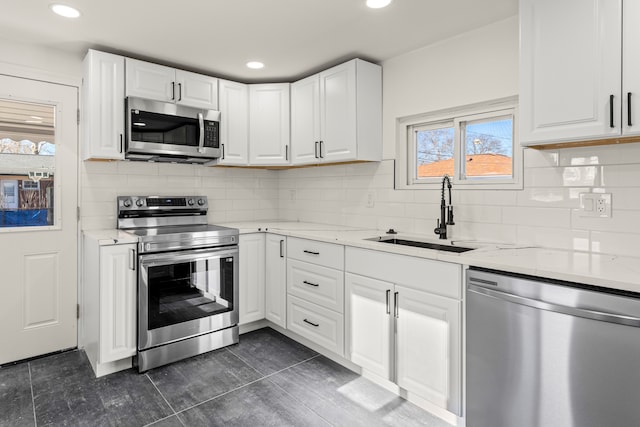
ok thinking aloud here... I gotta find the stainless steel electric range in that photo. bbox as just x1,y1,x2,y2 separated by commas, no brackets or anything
117,195,239,372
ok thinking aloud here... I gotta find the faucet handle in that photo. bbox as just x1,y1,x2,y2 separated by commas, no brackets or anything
447,206,455,225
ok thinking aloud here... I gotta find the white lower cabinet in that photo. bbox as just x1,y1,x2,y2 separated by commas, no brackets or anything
265,234,287,328
345,247,462,416
83,235,136,377
239,233,265,324
286,237,345,356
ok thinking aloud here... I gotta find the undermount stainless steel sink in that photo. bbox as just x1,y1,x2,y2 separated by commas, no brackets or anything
366,236,475,253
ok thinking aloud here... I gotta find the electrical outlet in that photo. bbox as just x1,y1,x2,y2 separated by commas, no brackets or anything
579,193,612,218
366,191,375,208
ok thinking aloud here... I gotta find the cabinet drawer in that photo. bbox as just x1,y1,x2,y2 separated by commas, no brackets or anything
287,259,344,313
287,237,344,269
346,246,462,299
287,295,344,356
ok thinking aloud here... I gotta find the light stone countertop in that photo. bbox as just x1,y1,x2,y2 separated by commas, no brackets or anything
220,221,640,294
82,229,139,246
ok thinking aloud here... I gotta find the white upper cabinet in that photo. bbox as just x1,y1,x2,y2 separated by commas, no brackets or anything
249,83,290,166
125,58,218,109
519,0,633,146
218,79,249,165
82,50,125,160
291,59,382,165
623,0,640,137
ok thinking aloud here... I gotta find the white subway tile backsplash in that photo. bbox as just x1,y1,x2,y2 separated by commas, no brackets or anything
80,143,640,257
502,206,571,228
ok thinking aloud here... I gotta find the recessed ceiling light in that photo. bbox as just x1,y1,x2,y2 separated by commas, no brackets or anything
50,4,81,18
366,0,392,8
246,61,265,69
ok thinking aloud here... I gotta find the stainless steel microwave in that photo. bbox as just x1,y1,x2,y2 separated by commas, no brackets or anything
125,97,221,164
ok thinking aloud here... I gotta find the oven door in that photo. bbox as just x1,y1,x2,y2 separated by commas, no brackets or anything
138,246,238,351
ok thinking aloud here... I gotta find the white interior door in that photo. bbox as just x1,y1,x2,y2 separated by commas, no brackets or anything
0,75,78,364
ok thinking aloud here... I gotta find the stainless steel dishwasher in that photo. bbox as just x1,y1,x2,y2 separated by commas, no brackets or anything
466,267,640,427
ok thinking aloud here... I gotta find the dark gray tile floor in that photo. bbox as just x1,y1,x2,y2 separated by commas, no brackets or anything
0,327,454,427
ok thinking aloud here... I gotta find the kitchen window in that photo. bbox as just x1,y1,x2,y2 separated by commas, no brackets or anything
396,96,522,190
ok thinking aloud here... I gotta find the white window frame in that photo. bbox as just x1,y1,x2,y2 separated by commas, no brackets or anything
396,96,522,190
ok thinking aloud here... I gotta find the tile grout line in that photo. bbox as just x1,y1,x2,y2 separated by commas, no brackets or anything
174,353,322,416
225,346,269,377
27,363,37,427
144,373,187,427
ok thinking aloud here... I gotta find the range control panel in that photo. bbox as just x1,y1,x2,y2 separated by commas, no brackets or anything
117,196,208,216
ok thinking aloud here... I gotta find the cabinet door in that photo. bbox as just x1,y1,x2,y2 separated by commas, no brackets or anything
345,273,393,380
519,0,622,146
249,84,290,165
99,244,136,363
239,234,265,324
218,79,249,165
320,61,357,162
125,58,175,102
291,75,321,165
265,234,287,328
623,0,640,136
82,50,125,160
395,285,461,415
175,69,218,109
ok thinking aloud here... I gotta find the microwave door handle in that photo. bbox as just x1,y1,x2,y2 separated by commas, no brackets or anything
198,112,205,153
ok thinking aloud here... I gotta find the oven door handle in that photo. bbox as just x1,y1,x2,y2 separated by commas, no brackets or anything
139,246,238,267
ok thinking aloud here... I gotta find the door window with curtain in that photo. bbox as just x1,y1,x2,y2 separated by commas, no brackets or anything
0,99,56,227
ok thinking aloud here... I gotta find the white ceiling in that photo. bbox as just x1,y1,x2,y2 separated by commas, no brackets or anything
0,0,518,83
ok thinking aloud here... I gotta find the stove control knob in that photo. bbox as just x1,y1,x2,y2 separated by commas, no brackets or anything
197,198,206,206
187,198,195,206
122,199,132,208
136,199,144,207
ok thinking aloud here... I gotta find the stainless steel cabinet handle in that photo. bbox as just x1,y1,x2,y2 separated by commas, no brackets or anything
171,82,175,100
468,284,640,327
178,83,182,101
285,144,289,161
303,318,319,327
303,250,319,255
314,141,319,158
303,280,319,287
221,143,225,160
279,239,284,258
394,292,399,318
119,134,123,153
386,289,391,314
319,140,325,158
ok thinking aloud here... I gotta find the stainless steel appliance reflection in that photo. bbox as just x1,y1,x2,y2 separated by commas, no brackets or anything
117,196,238,372
466,268,640,427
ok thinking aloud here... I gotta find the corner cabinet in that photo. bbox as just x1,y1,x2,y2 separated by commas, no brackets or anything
82,49,125,160
345,247,462,416
125,58,218,109
519,0,640,146
218,79,249,165
82,234,137,377
291,59,382,165
238,233,266,324
249,83,291,166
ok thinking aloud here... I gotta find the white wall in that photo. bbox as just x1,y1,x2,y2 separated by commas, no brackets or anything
279,16,640,257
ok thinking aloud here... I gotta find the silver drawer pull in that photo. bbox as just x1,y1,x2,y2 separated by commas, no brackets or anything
303,318,319,327
303,280,319,287
303,250,320,255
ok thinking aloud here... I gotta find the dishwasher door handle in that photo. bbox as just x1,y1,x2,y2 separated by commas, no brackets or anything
468,283,640,327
